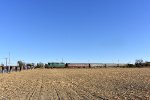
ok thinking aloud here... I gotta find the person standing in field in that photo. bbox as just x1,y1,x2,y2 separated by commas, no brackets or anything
10,66,12,72
15,66,18,72
89,64,91,68
6,66,9,73
1,64,5,73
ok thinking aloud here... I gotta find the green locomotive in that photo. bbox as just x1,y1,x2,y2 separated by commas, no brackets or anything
47,62,66,68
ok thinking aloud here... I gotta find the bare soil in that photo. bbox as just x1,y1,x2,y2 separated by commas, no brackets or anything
0,68,150,100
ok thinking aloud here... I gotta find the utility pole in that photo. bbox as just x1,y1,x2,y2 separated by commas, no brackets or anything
118,59,119,67
62,58,64,62
9,52,10,70
88,59,90,63
5,58,8,67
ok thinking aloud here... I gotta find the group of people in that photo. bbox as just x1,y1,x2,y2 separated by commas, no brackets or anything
1,65,13,73
1,65,32,73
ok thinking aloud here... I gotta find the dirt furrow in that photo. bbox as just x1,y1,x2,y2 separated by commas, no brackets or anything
0,69,150,100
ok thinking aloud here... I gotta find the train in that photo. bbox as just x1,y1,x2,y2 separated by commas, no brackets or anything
47,62,90,68
46,62,127,68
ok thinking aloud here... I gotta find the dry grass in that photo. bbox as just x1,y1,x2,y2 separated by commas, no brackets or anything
0,68,150,100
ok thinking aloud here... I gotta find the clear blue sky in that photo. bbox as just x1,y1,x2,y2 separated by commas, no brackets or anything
0,0,150,65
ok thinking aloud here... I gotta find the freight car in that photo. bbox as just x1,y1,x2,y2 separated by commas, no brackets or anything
90,63,106,68
66,63,90,68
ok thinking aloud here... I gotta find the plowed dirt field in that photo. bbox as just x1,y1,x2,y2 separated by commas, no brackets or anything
0,68,150,100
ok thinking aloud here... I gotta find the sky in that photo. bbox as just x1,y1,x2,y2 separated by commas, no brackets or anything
0,0,150,65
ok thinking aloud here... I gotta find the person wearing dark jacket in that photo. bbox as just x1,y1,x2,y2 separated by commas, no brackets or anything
6,66,9,73
15,66,18,72
1,64,5,73
10,66,13,72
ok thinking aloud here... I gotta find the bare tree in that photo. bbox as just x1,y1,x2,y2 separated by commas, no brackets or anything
135,59,144,67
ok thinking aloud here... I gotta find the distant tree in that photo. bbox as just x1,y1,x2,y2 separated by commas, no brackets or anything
31,63,35,69
36,62,44,68
127,64,134,68
135,59,144,67
104,64,107,68
26,63,32,66
26,63,32,69
144,61,150,67
45,64,49,68
17,61,25,71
